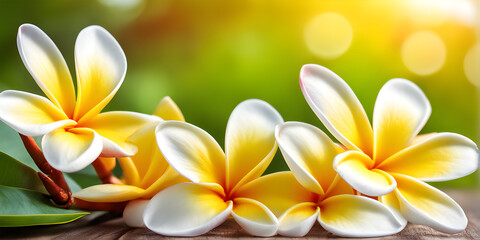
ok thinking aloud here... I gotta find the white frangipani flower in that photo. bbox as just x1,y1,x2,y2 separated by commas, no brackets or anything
143,99,284,236
242,121,407,237
299,64,479,233
0,24,158,172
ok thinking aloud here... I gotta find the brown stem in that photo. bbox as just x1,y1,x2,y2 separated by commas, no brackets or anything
92,158,123,184
19,134,74,206
19,134,71,192
75,198,127,213
38,172,73,206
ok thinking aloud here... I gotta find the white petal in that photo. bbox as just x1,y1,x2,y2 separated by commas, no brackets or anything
378,132,479,182
278,202,319,237
143,182,232,236
225,99,284,192
333,151,397,196
231,198,279,237
378,191,408,227
373,78,431,163
42,127,103,172
391,173,468,233
99,136,137,157
17,24,76,116
123,199,149,228
73,25,126,123
300,64,373,155
155,121,225,185
141,167,189,199
275,122,343,194
234,171,316,218
86,111,161,157
0,90,76,136
318,195,406,237
73,184,144,202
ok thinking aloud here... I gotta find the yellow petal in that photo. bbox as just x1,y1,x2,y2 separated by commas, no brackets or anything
378,190,407,227
333,151,396,196
17,24,76,117
378,133,479,181
155,121,226,185
42,127,103,173
153,96,185,121
119,124,158,182
391,173,467,233
144,182,231,236
410,132,437,146
232,198,278,237
319,195,406,237
98,157,116,172
278,202,319,237
373,79,431,164
118,157,140,186
0,90,76,136
73,26,126,123
225,99,283,193
234,171,315,217
73,184,144,202
142,167,189,199
379,191,402,213
84,111,161,157
131,124,175,189
300,64,373,155
323,174,354,199
119,123,166,187
276,122,343,195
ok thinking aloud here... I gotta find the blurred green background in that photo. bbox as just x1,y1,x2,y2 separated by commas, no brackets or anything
0,0,478,188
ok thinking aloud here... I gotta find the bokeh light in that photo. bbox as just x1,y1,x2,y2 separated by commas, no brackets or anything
0,0,478,188
464,44,479,87
401,31,447,76
405,0,476,27
304,12,353,59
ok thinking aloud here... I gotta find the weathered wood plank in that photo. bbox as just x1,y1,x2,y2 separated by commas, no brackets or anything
119,216,480,240
1,190,479,239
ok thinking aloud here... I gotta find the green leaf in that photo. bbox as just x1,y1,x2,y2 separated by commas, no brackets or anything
0,132,84,193
0,122,36,169
0,151,46,194
66,165,102,189
0,186,89,227
64,173,83,193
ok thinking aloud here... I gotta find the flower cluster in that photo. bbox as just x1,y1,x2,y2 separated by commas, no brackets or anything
0,24,478,237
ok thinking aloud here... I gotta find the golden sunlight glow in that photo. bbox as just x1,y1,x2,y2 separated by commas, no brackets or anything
405,0,476,27
304,12,353,59
464,44,479,87
401,31,446,76
99,0,143,9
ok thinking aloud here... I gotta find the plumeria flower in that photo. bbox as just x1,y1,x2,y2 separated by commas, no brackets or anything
299,64,479,233
143,99,284,236
73,97,188,227
267,122,406,237
0,24,158,172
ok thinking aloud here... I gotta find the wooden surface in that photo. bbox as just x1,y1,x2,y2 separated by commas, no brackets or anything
1,190,479,239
